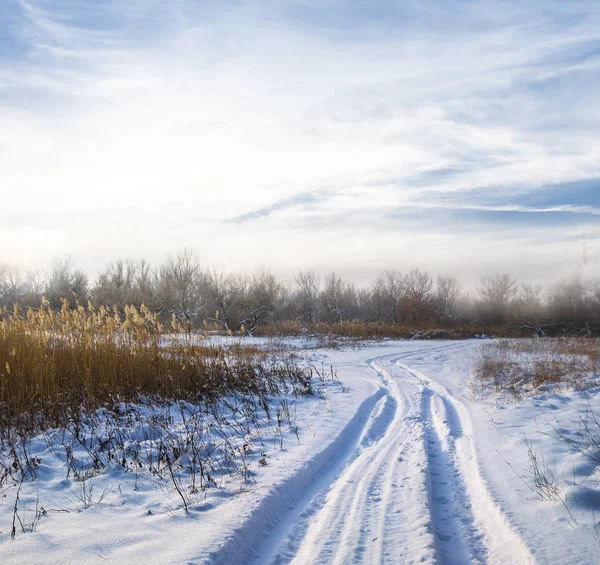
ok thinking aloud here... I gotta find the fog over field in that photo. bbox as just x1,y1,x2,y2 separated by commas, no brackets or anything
1,0,600,286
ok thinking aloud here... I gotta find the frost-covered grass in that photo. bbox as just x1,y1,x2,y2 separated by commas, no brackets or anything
1,385,329,533
471,337,599,398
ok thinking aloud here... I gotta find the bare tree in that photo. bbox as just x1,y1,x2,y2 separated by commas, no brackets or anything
377,270,406,323
131,258,156,307
156,249,204,330
0,266,42,309
477,273,517,325
321,272,346,323
93,259,157,311
0,266,22,308
435,276,462,324
369,277,386,322
295,270,320,323
93,259,136,310
404,269,433,324
516,284,550,336
44,257,88,309
343,282,362,320
204,269,235,331
549,277,596,334
240,268,283,334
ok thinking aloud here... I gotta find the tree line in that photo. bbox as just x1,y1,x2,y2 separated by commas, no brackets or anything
1,250,599,336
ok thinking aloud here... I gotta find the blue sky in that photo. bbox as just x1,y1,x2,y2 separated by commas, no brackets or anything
1,0,599,285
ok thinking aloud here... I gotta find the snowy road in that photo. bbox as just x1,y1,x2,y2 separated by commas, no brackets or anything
213,344,536,565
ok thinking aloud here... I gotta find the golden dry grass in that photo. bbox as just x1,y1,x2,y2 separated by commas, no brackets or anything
0,300,309,433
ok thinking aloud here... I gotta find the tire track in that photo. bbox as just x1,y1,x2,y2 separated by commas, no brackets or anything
205,385,388,565
390,358,537,565
422,388,485,564
289,374,433,565
208,343,536,565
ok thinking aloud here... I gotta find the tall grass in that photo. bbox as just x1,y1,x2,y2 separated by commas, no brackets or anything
0,299,310,434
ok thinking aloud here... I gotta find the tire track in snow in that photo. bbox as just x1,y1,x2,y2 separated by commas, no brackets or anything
422,388,485,564
292,392,403,565
204,385,388,565
252,343,482,565
290,361,434,565
393,359,537,565
207,343,536,565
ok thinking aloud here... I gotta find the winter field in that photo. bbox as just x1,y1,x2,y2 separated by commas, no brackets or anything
4,0,600,562
1,326,600,564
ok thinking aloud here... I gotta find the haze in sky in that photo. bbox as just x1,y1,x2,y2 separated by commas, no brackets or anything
1,0,599,285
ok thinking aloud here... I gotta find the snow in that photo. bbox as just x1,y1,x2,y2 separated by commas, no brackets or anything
2,339,600,564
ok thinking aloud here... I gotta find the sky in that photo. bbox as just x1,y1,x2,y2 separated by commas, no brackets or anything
1,0,600,286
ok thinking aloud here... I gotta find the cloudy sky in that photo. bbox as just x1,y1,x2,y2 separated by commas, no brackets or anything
1,0,599,285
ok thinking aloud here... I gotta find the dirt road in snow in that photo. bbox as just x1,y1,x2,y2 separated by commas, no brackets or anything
211,344,536,565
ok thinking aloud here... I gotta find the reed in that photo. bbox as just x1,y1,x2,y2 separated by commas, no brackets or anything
0,299,310,434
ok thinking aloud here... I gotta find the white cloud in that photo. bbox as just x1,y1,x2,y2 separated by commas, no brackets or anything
1,0,599,284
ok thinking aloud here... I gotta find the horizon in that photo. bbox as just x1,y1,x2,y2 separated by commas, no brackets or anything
2,1,600,287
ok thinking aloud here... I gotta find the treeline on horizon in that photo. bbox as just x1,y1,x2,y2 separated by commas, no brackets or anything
1,249,599,337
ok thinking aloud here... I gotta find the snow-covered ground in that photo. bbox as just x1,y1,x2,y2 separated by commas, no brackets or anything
2,339,599,564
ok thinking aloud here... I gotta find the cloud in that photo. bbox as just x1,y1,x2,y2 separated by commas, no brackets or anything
1,0,599,284
230,190,331,223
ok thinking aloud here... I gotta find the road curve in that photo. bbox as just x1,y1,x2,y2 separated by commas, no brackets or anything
209,344,536,565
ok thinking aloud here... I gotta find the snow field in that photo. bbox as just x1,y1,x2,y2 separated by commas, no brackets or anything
2,339,600,564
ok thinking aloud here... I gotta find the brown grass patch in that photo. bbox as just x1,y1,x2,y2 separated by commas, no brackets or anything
254,319,482,341
471,337,599,397
0,300,311,434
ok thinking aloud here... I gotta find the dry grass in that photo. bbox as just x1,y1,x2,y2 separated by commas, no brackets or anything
254,319,480,341
0,299,311,434
472,338,599,397
0,301,344,517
